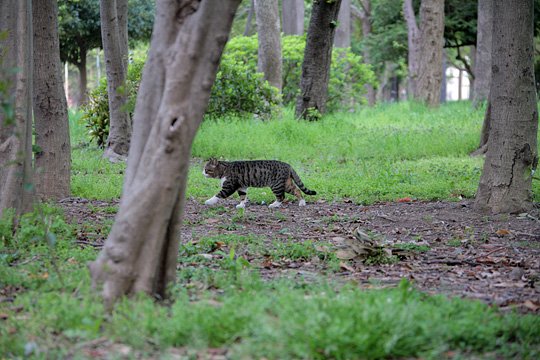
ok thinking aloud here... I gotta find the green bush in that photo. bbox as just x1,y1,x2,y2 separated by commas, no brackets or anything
82,59,144,147
83,35,376,146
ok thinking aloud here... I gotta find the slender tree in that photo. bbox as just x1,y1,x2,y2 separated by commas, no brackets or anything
475,0,538,214
472,0,493,108
334,0,351,47
89,0,241,308
282,0,304,35
33,0,71,200
100,0,131,162
352,0,375,105
254,0,282,92
58,0,102,106
0,0,33,218
296,0,342,119
403,0,445,106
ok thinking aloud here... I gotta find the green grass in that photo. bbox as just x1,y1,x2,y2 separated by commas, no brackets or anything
2,226,539,359
2,102,539,358
70,101,539,203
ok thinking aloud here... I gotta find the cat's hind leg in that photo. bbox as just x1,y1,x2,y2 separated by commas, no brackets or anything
285,177,305,206
236,188,248,209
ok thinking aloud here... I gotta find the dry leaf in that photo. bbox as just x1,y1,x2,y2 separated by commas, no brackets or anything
496,229,511,236
339,261,355,272
336,249,357,260
523,300,540,311
397,197,412,203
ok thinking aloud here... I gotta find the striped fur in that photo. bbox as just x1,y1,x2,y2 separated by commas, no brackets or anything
203,158,316,208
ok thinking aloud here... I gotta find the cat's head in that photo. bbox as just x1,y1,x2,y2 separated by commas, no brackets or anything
203,158,224,178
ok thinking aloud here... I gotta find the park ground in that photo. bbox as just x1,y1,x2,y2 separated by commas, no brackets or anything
1,101,539,358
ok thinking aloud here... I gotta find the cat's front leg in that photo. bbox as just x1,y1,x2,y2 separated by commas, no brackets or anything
205,195,221,206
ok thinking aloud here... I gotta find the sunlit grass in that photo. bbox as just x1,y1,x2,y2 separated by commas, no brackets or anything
70,101,540,203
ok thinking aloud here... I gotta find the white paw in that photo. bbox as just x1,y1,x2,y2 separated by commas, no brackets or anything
205,196,220,206
268,201,282,208
236,201,247,209
298,199,306,207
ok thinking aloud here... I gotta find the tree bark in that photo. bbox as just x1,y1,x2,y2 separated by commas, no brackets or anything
403,0,445,106
282,0,304,35
101,0,132,162
474,0,538,214
33,0,71,201
89,0,241,309
355,0,375,106
471,0,493,108
334,0,351,47
254,0,282,92
244,0,255,36
76,49,88,106
295,0,342,119
0,0,33,218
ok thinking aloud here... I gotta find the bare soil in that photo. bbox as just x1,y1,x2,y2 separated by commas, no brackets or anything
60,197,540,314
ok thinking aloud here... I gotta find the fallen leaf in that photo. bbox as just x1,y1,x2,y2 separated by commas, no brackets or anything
496,229,511,236
523,300,540,311
397,197,412,203
336,249,357,260
339,261,355,272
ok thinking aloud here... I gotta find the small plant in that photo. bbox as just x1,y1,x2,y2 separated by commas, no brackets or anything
393,243,430,252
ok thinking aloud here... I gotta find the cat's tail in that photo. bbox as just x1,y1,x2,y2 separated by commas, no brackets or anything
291,169,317,195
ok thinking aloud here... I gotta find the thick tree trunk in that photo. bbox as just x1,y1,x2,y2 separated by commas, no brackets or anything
403,0,445,106
33,0,71,201
474,0,538,214
334,0,351,47
101,0,132,162
282,0,304,35
0,0,33,218
254,0,282,92
76,49,88,106
295,0,342,119
472,0,493,108
89,0,241,309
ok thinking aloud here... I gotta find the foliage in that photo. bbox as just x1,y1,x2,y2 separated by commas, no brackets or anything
82,58,144,147
58,0,155,67
58,0,102,66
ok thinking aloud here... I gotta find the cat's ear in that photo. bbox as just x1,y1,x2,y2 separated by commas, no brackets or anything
208,157,218,165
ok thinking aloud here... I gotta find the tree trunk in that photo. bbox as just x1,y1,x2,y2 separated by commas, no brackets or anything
357,0,375,106
472,0,493,108
403,0,445,107
0,0,33,219
295,0,342,119
89,0,241,309
440,50,447,103
76,49,88,106
33,0,71,201
474,0,538,214
101,0,132,162
254,0,282,92
334,0,351,47
282,0,304,35
244,0,255,36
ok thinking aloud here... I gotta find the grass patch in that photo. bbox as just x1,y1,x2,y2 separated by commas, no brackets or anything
70,101,539,203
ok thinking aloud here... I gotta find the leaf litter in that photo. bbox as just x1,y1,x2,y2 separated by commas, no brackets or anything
61,197,540,313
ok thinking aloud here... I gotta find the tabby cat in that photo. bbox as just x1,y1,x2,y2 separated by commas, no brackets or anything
203,158,316,208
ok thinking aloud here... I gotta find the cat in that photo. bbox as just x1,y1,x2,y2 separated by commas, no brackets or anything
203,158,316,208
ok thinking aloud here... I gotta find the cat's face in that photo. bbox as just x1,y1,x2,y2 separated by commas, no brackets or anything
203,158,222,178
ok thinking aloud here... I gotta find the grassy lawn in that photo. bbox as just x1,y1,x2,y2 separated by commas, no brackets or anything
1,101,539,358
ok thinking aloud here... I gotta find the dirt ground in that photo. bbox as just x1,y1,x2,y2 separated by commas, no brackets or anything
61,197,540,314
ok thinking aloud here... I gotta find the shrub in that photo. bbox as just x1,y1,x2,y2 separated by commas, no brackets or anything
83,36,376,145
